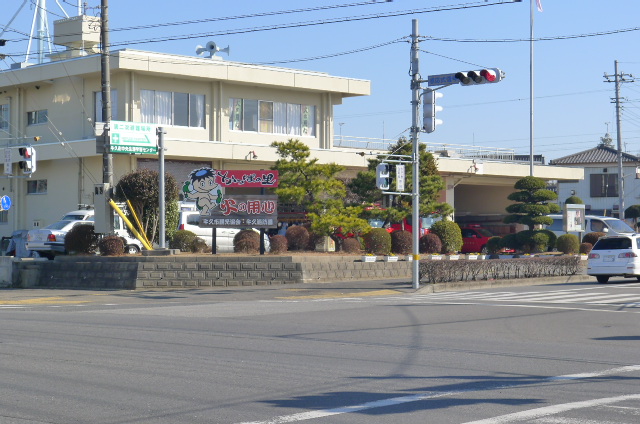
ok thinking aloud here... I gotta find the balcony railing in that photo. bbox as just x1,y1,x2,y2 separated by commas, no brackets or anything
334,135,543,164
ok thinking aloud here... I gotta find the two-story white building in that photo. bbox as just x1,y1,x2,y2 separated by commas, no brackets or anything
0,14,583,238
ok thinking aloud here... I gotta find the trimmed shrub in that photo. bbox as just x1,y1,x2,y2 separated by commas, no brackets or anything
98,235,125,256
64,224,99,255
556,233,580,254
192,237,208,253
170,230,198,252
234,230,260,254
516,230,550,253
363,227,392,255
579,242,593,255
430,221,463,254
537,229,557,252
582,232,606,245
342,237,362,254
269,235,288,254
486,236,502,254
565,195,583,204
285,225,310,251
391,230,412,255
419,233,442,254
500,233,519,252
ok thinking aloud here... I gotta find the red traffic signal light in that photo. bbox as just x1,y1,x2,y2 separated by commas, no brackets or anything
455,68,504,85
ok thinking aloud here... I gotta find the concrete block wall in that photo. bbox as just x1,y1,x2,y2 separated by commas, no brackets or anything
11,255,412,290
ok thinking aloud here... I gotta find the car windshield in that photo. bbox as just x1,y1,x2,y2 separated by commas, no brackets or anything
592,237,632,250
369,219,384,228
475,228,493,237
45,220,76,230
605,219,635,233
61,213,90,221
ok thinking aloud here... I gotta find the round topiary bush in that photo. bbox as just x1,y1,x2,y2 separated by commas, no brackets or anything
430,220,463,254
64,224,99,255
537,229,557,252
98,235,125,256
234,230,260,253
556,233,580,254
582,232,606,245
516,230,550,253
419,233,442,254
169,230,198,252
269,234,288,254
486,236,502,254
363,227,392,255
342,237,362,254
285,225,310,251
579,242,593,255
500,233,519,252
391,230,412,255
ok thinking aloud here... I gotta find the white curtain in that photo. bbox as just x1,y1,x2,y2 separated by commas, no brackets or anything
274,102,287,134
191,94,205,128
287,104,301,136
155,91,172,125
140,90,154,123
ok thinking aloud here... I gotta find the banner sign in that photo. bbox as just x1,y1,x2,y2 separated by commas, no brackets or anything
200,195,278,228
109,121,158,154
216,170,279,188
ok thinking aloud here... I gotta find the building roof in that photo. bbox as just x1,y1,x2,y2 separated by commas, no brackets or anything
549,144,640,165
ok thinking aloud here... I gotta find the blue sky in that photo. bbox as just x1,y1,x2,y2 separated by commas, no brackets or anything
2,0,640,161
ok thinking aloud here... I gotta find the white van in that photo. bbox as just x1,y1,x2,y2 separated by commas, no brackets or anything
177,205,270,253
545,214,635,238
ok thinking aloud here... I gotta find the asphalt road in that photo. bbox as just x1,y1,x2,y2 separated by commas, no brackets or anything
2,277,640,423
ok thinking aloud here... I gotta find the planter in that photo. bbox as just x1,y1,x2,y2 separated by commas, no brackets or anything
498,255,514,259
383,255,398,262
445,255,460,260
361,255,377,263
427,254,442,260
404,255,413,262
465,254,479,260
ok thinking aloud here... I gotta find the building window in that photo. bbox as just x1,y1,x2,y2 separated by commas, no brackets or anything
94,90,119,122
590,174,618,197
27,179,47,194
27,110,48,125
140,90,205,128
229,98,315,136
0,210,7,224
0,104,8,131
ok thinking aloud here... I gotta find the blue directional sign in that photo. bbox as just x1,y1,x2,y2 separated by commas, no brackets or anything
0,195,11,211
427,73,458,87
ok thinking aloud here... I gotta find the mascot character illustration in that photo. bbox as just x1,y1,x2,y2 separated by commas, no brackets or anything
183,167,224,215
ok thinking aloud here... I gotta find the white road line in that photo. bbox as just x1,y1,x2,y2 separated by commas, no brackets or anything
236,366,640,424
461,394,640,424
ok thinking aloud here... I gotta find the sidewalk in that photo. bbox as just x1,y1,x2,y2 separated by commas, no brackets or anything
0,274,594,305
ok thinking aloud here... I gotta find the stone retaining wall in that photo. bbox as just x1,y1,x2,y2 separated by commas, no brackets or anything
11,255,412,289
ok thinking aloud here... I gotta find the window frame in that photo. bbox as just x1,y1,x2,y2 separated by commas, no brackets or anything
590,173,618,198
26,179,47,194
140,89,205,128
27,110,48,126
0,104,8,131
229,98,315,136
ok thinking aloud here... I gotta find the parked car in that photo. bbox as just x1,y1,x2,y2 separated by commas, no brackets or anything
587,234,640,283
26,209,144,258
26,220,95,259
546,214,635,238
177,209,270,253
460,225,494,254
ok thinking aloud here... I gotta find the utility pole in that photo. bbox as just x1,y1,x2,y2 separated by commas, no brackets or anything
410,19,421,290
604,60,635,220
100,0,114,233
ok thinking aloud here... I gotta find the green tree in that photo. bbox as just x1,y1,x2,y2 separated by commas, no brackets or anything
504,176,560,230
113,168,180,244
625,204,640,230
347,137,452,226
565,195,583,204
271,139,346,213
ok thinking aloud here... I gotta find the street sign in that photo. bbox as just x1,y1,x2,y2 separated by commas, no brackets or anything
109,121,158,154
396,164,405,192
4,147,11,175
0,195,11,211
199,195,278,229
427,73,458,87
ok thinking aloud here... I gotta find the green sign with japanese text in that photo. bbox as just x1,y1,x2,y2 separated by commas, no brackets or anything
109,121,157,154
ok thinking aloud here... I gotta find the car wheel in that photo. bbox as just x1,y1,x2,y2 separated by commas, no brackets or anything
126,244,140,254
596,275,610,284
480,245,488,254
636,276,640,282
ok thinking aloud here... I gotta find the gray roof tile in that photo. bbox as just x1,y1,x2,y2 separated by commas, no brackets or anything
550,145,640,165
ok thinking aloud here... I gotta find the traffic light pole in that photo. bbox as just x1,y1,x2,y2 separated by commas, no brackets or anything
410,19,421,290
100,0,114,234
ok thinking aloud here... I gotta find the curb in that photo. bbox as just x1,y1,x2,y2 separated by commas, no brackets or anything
415,274,589,294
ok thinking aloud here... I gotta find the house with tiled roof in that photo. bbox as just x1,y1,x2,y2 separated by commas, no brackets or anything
550,139,640,217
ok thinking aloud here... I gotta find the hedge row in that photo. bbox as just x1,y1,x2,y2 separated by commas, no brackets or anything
419,256,582,284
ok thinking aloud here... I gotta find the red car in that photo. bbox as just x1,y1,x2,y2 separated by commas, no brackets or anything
460,225,494,254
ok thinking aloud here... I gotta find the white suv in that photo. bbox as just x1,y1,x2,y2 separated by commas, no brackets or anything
177,208,270,253
587,234,640,284
546,214,635,238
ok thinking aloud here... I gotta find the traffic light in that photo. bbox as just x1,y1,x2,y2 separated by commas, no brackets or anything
454,68,504,86
376,163,391,191
18,147,36,174
423,88,443,133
